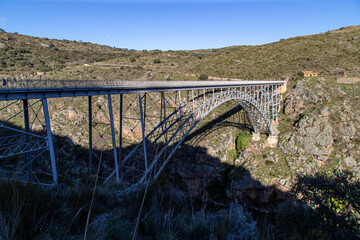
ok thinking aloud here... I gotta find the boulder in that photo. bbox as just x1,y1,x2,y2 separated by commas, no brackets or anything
344,156,357,168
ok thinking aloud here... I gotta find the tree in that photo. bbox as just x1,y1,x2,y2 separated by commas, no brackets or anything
198,74,208,80
276,170,360,239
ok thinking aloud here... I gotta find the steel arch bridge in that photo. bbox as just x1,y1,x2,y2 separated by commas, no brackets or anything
0,79,286,188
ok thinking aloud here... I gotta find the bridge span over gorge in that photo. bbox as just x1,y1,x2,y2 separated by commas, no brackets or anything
0,79,286,188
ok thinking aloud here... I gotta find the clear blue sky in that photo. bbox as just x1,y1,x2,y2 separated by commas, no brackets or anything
0,0,359,50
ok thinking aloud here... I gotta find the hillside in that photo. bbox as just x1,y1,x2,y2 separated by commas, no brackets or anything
0,26,360,239
1,25,359,80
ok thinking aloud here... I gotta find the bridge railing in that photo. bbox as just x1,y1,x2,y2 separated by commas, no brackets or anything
0,79,134,89
0,79,285,90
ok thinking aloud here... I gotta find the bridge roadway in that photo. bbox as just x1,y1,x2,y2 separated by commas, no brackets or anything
0,79,285,100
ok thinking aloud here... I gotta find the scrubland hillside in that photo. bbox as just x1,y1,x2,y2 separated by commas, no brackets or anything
0,26,359,240
1,25,359,80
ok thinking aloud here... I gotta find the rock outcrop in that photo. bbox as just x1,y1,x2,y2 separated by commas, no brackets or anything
283,81,320,115
294,114,333,161
280,79,359,177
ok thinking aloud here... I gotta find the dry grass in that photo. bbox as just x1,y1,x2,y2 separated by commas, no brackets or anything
1,25,359,80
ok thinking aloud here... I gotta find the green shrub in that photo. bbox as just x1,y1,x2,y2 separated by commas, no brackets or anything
236,131,250,153
228,149,238,161
153,58,161,64
198,73,208,80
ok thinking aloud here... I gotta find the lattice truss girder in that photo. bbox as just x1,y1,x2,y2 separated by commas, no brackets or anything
0,98,57,185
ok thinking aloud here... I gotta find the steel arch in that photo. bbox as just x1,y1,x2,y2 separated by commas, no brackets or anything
114,89,274,189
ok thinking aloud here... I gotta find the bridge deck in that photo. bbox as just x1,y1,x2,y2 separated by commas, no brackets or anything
0,80,285,100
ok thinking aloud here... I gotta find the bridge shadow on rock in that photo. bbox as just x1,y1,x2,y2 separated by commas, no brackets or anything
0,103,287,213
1,121,358,240
0,118,288,207
167,143,289,212
185,105,252,146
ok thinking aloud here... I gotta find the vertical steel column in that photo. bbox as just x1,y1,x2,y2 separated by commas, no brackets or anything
264,86,267,115
276,85,279,114
139,93,148,173
42,98,58,185
203,89,206,106
178,91,182,111
178,91,183,133
267,85,270,119
264,85,266,117
175,91,178,107
88,96,92,175
143,93,147,134
119,94,123,175
191,90,194,112
108,94,119,183
264,86,267,117
23,99,31,180
277,85,280,114
268,85,271,120
161,92,168,142
271,85,274,121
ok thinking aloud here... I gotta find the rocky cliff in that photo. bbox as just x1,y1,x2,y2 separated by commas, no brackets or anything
162,76,360,212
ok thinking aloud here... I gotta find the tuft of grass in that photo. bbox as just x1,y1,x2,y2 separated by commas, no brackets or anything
181,214,211,240
0,180,63,239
